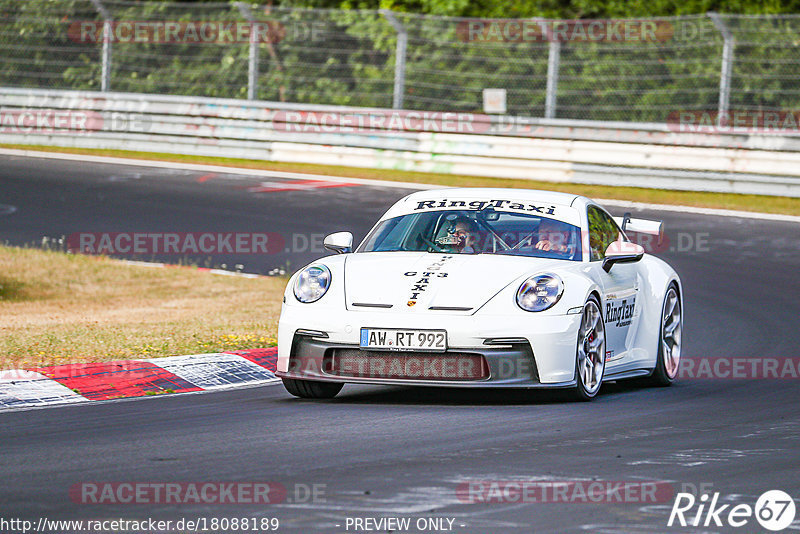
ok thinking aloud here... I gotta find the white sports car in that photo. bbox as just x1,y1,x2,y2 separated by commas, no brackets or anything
276,188,682,400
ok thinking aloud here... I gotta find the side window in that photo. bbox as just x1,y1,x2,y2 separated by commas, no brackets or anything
587,206,622,261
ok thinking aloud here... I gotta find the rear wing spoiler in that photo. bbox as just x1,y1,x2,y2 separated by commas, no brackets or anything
613,213,664,240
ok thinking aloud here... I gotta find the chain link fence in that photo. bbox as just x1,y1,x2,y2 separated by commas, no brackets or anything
2,0,800,123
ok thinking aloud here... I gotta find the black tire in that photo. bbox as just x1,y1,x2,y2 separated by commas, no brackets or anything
573,296,606,401
645,283,682,387
281,377,343,399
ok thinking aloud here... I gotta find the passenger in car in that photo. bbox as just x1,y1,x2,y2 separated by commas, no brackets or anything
535,218,574,255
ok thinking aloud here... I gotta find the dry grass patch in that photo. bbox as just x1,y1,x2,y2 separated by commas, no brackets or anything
0,245,286,369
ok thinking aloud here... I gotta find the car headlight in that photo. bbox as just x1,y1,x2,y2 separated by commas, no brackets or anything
293,265,331,303
516,273,563,312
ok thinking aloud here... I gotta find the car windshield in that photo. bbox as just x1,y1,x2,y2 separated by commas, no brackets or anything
358,209,582,261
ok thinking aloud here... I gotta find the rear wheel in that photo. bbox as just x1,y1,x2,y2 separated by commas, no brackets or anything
281,377,343,399
646,284,682,386
574,296,606,401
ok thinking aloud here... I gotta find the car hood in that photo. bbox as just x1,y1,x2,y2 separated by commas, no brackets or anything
343,252,567,313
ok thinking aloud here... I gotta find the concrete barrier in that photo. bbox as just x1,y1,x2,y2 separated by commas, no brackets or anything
2,87,799,197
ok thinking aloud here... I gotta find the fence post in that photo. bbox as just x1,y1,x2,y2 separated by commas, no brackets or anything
540,20,560,119
708,12,734,127
545,40,561,119
381,10,407,110
236,3,259,100
89,0,111,92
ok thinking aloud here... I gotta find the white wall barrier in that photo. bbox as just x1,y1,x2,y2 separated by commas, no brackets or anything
2,88,800,197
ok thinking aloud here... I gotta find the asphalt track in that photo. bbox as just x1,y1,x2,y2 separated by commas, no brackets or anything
1,153,799,533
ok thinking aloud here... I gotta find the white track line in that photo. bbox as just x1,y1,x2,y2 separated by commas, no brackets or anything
112,259,265,279
2,147,798,223
596,198,800,224
0,147,440,190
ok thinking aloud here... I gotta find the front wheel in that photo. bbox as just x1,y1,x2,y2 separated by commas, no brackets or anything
573,296,606,401
282,377,343,399
645,284,682,386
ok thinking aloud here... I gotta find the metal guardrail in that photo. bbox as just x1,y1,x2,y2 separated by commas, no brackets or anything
2,88,800,197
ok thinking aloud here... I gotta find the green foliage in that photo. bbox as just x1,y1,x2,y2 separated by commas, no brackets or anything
2,0,800,121
291,0,800,17
0,0,103,90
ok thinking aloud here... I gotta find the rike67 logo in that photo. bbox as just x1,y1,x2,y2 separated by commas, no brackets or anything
668,489,796,531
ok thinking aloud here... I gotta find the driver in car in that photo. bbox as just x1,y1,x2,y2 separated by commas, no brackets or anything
453,217,480,253
534,218,573,255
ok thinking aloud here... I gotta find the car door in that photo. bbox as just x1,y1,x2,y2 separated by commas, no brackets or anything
587,205,640,366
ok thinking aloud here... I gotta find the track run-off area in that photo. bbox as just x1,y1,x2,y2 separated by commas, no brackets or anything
1,152,799,533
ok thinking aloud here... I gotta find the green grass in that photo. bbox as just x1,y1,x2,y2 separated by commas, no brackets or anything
3,143,800,216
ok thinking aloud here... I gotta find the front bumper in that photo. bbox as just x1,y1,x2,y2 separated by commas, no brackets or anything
277,305,582,387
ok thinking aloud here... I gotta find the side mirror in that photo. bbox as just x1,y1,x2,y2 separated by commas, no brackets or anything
323,232,353,254
602,241,644,272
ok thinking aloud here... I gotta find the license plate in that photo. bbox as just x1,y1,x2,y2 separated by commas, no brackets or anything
360,328,447,352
